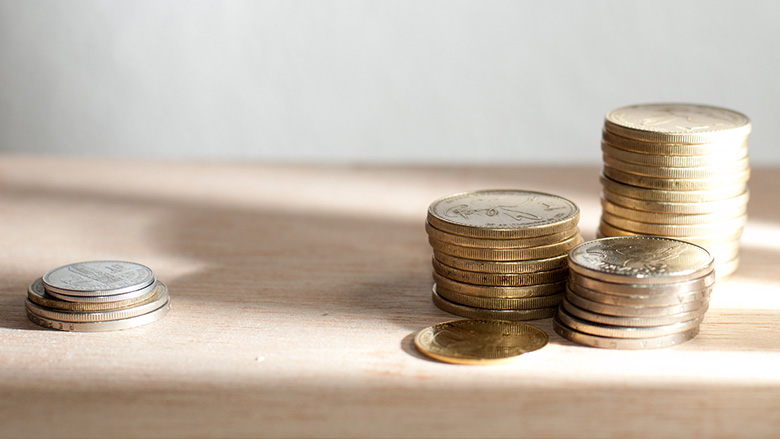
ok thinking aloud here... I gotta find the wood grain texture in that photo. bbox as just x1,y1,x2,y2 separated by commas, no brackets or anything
0,156,779,438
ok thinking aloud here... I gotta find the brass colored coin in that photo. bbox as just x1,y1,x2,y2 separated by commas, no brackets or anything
427,190,580,239
603,166,750,191
565,288,708,317
602,189,749,214
601,211,747,236
27,297,170,332
414,319,548,365
561,297,709,327
597,219,743,247
432,257,568,287
556,307,704,339
28,277,158,311
433,250,568,274
716,257,740,279
430,234,582,262
600,198,747,225
568,280,711,308
569,271,715,297
568,236,714,285
432,286,557,321
436,285,564,310
600,174,748,203
25,282,169,323
604,103,751,144
553,316,699,349
602,155,749,179
601,129,749,156
433,272,565,299
601,141,748,167
425,221,578,249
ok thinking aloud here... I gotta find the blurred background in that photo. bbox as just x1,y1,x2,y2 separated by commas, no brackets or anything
0,0,777,165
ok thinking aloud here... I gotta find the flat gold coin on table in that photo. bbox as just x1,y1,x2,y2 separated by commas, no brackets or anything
414,319,548,365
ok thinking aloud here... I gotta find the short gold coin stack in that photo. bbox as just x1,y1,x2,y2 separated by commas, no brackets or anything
426,190,581,321
554,236,714,349
26,260,170,332
598,103,751,279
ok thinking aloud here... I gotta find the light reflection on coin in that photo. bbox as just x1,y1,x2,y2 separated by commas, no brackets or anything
42,260,155,297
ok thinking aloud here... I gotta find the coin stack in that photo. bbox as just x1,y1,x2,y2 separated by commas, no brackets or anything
426,190,581,321
26,260,170,332
598,103,750,279
554,236,714,349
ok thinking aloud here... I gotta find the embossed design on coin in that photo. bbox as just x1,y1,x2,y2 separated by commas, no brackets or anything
414,319,548,365
43,261,155,296
607,103,750,135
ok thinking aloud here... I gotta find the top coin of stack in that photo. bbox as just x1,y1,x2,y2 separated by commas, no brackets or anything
598,103,750,279
425,190,581,321
26,260,170,331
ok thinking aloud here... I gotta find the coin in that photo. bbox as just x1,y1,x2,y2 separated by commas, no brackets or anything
603,166,750,191
565,288,708,317
568,281,712,308
425,221,579,249
432,286,557,321
601,141,748,167
600,211,747,236
600,198,747,225
432,250,569,274
25,282,169,322
430,234,581,262
601,189,749,214
45,281,160,303
568,236,714,285
435,285,564,310
556,306,703,339
596,219,743,246
553,317,699,350
602,155,749,179
569,271,715,296
716,257,740,279
414,319,548,365
26,296,170,332
560,297,708,327
427,190,580,239
601,129,749,156
27,277,159,311
42,260,156,297
600,174,747,202
433,272,565,298
604,103,751,144
432,257,568,287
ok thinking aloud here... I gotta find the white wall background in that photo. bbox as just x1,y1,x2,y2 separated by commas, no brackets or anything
1,1,778,165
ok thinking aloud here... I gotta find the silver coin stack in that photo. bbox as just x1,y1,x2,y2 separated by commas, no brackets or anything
26,260,170,331
554,236,714,349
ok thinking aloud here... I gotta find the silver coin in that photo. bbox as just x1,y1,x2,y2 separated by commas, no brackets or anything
26,297,170,332
568,280,711,307
553,317,699,349
561,297,709,327
42,260,155,297
569,271,715,296
565,287,708,317
556,306,703,339
45,279,159,303
26,282,169,322
28,277,160,311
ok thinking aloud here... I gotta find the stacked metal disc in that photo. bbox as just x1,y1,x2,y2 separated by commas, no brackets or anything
426,190,581,321
597,103,751,279
554,236,714,349
26,260,170,331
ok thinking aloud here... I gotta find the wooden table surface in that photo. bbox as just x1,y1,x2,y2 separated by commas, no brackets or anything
1,156,779,439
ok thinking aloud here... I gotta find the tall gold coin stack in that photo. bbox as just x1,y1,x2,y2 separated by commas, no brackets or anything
426,190,581,321
554,236,714,349
598,103,751,279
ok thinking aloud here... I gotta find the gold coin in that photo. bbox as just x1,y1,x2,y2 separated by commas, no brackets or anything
432,286,557,321
427,190,580,239
432,257,568,287
433,250,568,274
601,129,749,156
602,155,749,179
600,198,747,225
602,189,749,214
601,141,748,167
556,306,704,339
425,221,578,249
716,257,740,280
601,211,747,236
568,280,712,308
566,287,709,317
414,319,548,365
600,174,747,202
436,285,564,310
603,166,750,191
27,277,159,311
568,236,714,285
597,219,743,246
553,316,699,349
433,272,565,298
569,270,715,296
604,103,751,144
430,234,581,262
